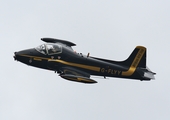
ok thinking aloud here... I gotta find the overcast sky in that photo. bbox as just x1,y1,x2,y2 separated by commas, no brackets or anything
1,0,170,120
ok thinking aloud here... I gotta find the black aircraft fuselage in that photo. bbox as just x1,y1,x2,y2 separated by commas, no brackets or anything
14,38,156,83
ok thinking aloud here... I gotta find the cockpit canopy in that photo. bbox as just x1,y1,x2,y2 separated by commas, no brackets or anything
35,44,62,55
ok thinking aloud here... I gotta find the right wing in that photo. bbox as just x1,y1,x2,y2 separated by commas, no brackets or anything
60,74,97,84
59,67,97,84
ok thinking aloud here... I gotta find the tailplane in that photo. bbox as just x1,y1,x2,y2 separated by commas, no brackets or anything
139,67,156,80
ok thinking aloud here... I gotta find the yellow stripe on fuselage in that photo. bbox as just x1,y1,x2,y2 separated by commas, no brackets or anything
20,54,49,60
19,54,100,72
49,59,101,72
33,58,42,61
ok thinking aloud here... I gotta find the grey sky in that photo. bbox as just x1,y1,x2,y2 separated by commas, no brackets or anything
1,0,170,120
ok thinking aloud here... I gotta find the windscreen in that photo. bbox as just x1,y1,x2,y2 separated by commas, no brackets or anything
35,44,47,54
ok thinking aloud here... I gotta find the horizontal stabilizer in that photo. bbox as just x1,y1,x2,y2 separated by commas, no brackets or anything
143,71,156,79
138,67,156,80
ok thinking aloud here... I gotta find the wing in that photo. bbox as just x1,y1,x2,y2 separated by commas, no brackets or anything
41,38,76,46
60,74,97,84
58,67,97,84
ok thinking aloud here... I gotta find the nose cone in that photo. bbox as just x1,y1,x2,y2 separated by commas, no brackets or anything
14,50,29,61
14,51,23,61
13,52,18,60
13,48,39,63
14,48,49,70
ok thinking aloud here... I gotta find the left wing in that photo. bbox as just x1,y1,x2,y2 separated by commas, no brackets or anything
41,38,76,46
58,67,97,84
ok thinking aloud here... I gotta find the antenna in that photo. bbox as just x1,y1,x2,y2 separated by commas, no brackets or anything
87,53,90,57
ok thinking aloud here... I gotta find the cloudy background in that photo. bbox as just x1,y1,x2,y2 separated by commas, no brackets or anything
1,0,170,120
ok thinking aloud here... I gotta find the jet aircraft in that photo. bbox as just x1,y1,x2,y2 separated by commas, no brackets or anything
14,38,156,83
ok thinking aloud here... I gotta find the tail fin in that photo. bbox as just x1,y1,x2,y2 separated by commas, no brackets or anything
123,46,146,68
122,46,156,80
122,46,146,76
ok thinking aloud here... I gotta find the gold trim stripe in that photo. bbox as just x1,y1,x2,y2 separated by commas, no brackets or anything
20,54,49,60
49,59,101,72
19,54,100,72
33,58,42,61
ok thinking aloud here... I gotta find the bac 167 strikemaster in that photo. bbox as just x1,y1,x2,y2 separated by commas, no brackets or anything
14,38,156,84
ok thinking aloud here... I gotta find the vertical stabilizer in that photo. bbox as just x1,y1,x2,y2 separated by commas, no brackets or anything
122,46,146,76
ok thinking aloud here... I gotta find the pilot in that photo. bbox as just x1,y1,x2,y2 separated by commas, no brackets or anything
52,45,59,53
